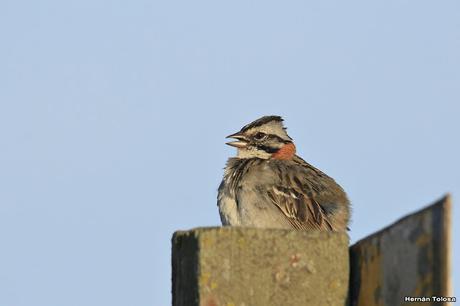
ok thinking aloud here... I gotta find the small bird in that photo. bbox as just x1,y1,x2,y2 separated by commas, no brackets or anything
217,115,350,231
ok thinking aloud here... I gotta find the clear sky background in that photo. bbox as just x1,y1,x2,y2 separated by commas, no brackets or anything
0,1,458,305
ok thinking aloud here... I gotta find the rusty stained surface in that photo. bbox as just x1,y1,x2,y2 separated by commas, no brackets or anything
349,195,452,306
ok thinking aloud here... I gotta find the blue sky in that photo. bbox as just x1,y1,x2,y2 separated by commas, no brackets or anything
0,1,458,305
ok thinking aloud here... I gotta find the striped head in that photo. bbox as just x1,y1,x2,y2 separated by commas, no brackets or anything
226,115,296,160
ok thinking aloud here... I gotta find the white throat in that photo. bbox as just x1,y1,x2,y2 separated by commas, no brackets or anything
237,147,271,159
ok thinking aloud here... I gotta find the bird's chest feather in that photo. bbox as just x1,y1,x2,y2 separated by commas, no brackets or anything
222,158,274,195
218,158,279,225
218,159,260,224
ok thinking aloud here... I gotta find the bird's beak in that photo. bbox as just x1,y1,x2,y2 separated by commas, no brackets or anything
225,132,248,148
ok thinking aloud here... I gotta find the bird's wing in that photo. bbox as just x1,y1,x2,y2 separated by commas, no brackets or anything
263,157,337,231
265,185,334,231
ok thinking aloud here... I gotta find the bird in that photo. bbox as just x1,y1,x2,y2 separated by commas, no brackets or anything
217,115,350,231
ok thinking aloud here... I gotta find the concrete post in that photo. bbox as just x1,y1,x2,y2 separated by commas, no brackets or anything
172,228,349,306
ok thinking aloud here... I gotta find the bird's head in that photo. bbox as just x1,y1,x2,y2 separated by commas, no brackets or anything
226,115,296,160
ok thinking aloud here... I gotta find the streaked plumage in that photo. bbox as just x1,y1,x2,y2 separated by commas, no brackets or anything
218,115,350,231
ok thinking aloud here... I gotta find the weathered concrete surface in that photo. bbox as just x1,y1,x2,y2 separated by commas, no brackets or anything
349,195,452,306
172,227,349,306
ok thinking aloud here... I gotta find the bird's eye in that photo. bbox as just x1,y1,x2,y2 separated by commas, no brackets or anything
253,132,266,140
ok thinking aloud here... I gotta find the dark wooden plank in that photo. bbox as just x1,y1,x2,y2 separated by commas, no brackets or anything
349,195,452,306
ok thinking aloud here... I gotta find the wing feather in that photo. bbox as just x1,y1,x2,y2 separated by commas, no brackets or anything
266,184,335,231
